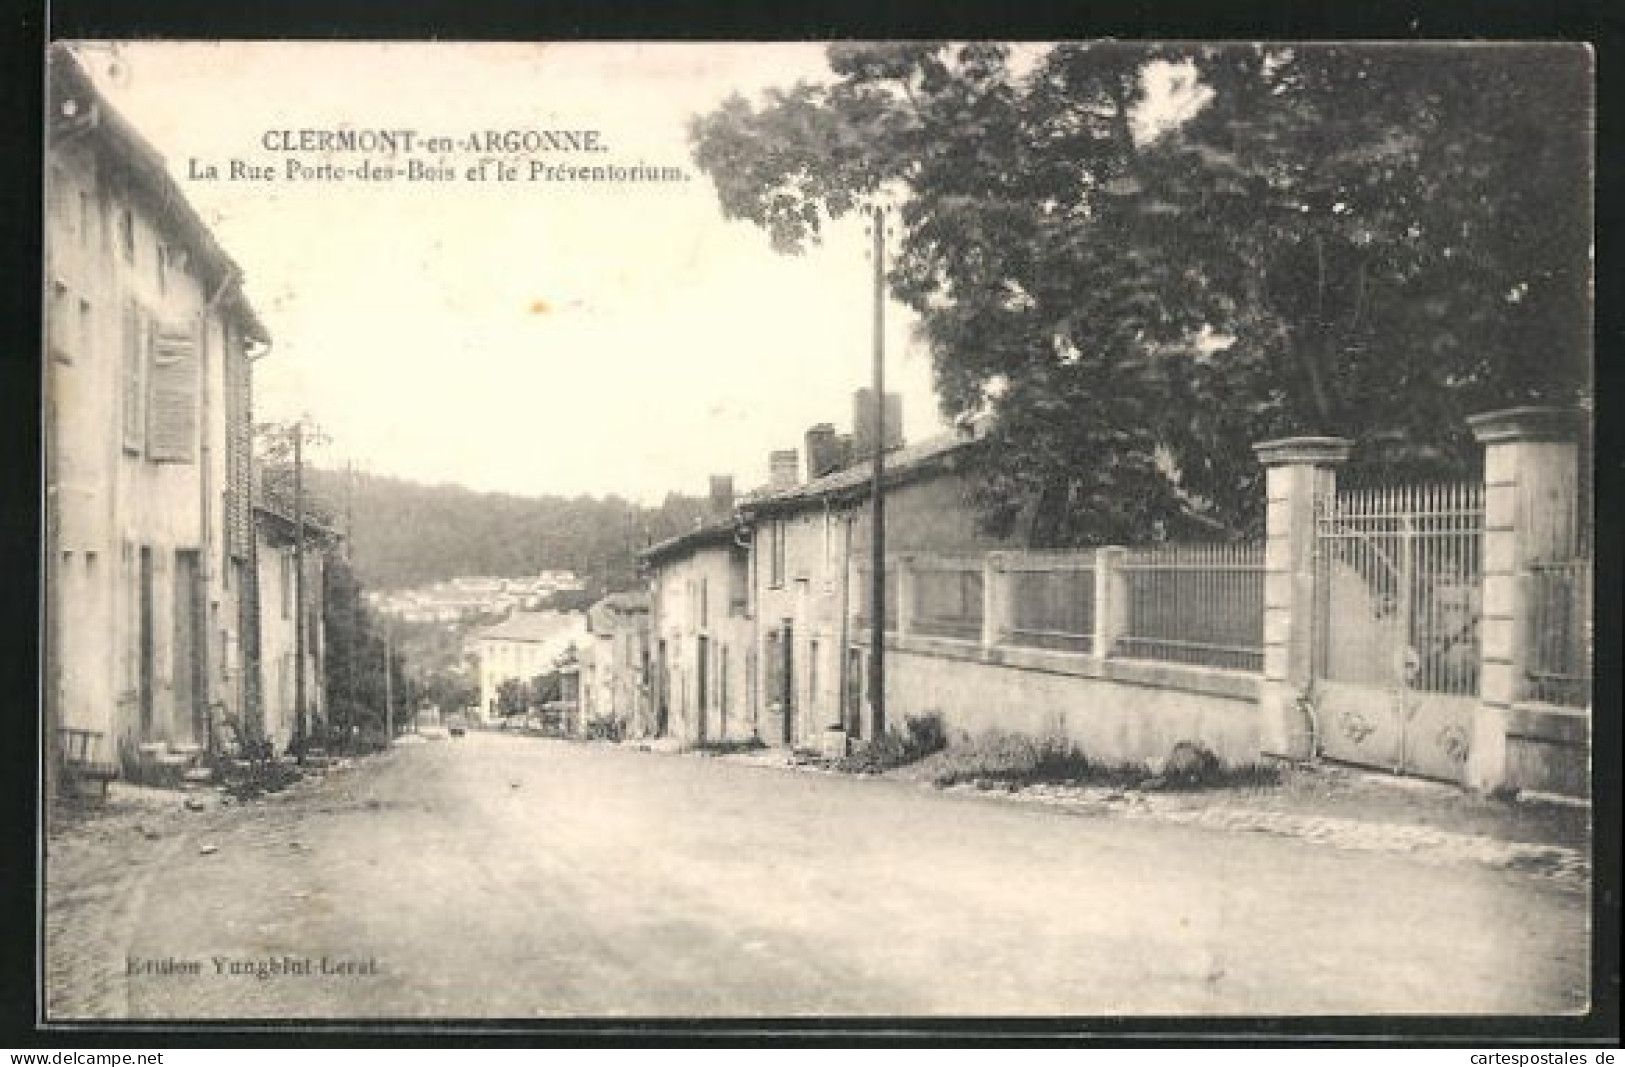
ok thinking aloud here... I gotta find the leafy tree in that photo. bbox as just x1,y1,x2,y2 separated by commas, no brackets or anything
496,677,528,717
304,468,714,591
689,42,1590,542
321,554,408,746
528,671,563,707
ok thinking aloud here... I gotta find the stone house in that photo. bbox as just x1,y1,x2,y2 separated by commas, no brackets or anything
44,45,268,774
739,395,1011,749
638,507,754,746
580,590,652,735
472,611,588,721
253,503,336,753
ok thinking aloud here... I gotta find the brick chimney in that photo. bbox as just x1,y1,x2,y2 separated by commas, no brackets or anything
804,423,843,480
708,474,734,516
852,388,903,458
768,449,799,490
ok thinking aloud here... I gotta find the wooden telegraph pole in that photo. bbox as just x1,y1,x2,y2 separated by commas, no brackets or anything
292,421,306,757
868,204,887,740
384,622,394,745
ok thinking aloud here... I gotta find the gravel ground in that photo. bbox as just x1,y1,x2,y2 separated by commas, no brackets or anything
44,734,1591,1020
711,748,1592,888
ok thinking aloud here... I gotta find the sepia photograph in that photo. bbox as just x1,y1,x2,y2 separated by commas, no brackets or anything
40,39,1597,1025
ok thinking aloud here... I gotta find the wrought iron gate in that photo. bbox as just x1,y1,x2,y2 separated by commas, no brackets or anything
1312,484,1483,781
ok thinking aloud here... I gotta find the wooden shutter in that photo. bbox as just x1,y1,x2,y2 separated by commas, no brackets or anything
121,300,144,453
147,322,199,463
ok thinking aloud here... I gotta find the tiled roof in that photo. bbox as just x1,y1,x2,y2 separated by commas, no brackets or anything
475,610,587,645
740,422,984,517
50,46,268,342
594,590,650,613
586,590,650,634
637,518,740,565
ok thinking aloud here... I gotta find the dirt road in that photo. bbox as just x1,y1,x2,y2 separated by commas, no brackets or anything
46,732,1590,1019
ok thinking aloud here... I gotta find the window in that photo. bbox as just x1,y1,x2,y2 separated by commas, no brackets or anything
77,299,91,362
118,207,135,264
146,324,199,463
728,552,748,616
48,165,66,221
155,243,168,294
49,281,71,364
700,577,709,629
769,521,786,588
120,300,146,453
280,551,293,620
78,190,93,249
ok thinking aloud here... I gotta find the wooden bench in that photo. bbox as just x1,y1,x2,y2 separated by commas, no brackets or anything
57,727,118,800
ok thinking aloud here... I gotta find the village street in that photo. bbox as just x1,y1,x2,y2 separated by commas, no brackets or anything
46,732,1589,1020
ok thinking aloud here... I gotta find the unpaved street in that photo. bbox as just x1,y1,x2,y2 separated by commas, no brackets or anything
47,732,1589,1019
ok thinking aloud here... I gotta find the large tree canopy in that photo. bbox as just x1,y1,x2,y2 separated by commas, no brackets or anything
690,43,1591,543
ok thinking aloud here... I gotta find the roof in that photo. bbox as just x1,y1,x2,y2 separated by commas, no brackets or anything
254,500,342,545
586,590,650,634
740,422,985,518
49,45,268,343
637,518,741,566
475,610,587,645
593,590,650,614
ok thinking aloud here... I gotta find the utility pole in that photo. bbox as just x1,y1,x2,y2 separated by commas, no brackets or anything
384,621,394,744
293,420,306,758
343,458,354,742
868,203,888,739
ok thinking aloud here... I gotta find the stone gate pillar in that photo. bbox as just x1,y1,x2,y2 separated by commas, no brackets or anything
1465,406,1582,792
1253,437,1353,759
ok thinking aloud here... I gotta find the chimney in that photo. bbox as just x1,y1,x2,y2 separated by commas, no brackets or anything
708,474,734,517
768,449,799,490
804,423,843,480
852,388,904,458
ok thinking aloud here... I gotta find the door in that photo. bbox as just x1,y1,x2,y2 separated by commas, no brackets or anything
655,640,669,737
1313,485,1483,781
173,550,202,744
695,635,709,744
780,622,795,746
138,546,154,737
845,646,864,739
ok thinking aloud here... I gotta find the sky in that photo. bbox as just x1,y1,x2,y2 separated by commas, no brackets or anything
71,41,949,504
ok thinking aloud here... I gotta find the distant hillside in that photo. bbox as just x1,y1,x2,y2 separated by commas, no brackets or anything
302,468,716,592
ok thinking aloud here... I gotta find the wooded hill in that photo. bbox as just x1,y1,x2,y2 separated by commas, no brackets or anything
301,467,715,593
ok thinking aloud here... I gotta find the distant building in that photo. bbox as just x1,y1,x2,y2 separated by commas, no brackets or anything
638,497,753,746
253,503,338,752
581,590,652,735
471,610,587,719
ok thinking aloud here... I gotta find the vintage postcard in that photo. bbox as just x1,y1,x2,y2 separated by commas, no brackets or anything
41,40,1597,1027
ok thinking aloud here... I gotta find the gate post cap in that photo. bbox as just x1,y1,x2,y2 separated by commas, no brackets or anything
1252,436,1354,468
1466,406,1580,445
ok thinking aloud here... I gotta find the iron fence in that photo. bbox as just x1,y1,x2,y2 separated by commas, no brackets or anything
1115,542,1265,671
1314,483,1483,696
1527,558,1591,707
1004,551,1096,654
910,557,984,642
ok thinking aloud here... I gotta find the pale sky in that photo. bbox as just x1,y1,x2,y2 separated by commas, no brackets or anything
71,41,948,503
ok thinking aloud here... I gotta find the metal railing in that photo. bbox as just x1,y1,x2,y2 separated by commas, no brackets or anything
1115,543,1265,672
1314,484,1482,696
1004,551,1096,654
1527,558,1591,707
910,557,984,642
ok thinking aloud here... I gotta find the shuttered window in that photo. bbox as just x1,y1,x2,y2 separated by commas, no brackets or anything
121,300,145,453
147,323,199,463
